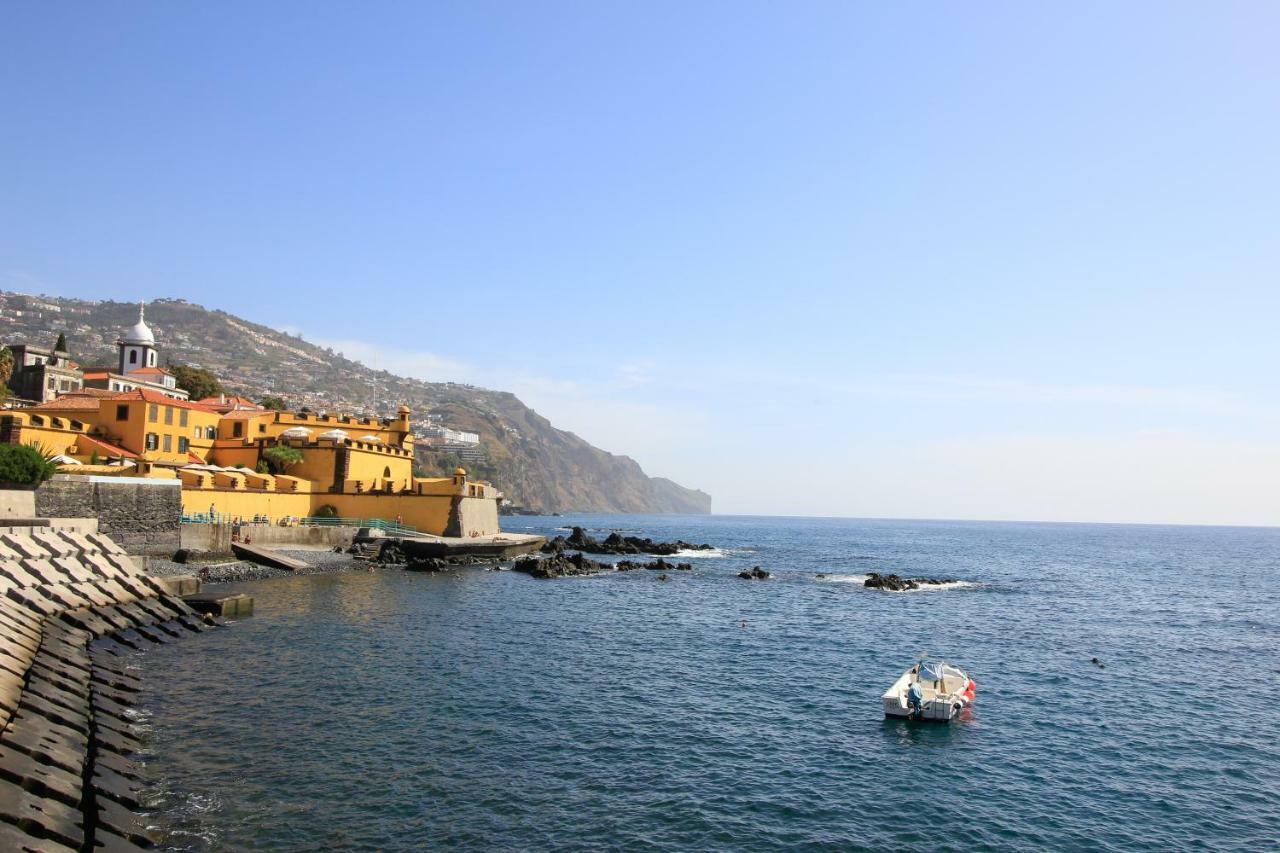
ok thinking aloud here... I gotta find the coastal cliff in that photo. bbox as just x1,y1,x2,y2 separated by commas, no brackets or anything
0,293,711,514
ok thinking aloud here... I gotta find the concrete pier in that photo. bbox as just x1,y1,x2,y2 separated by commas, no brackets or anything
182,592,254,618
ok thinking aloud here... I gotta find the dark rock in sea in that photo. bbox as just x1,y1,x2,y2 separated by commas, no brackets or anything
540,527,714,557
863,573,954,591
371,541,492,571
615,558,692,572
512,552,608,579
864,573,915,591
375,540,407,564
815,573,826,579
738,566,770,580
403,553,493,572
657,574,670,581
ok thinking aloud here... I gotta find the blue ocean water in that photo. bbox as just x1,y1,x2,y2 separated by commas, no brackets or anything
136,516,1280,851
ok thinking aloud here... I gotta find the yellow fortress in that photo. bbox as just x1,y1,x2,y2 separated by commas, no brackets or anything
0,310,501,537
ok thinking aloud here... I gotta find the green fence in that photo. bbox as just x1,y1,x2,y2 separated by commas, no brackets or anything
181,513,420,537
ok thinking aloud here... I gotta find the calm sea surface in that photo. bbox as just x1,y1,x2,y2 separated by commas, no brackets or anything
135,515,1280,851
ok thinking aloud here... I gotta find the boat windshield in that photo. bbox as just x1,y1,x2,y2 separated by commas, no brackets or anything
917,661,965,682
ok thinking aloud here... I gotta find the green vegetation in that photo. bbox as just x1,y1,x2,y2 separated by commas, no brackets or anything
90,451,102,465
0,444,61,486
0,346,12,403
261,445,303,474
170,364,224,400
417,451,501,484
256,459,270,474
311,504,339,519
54,332,66,351
259,395,287,410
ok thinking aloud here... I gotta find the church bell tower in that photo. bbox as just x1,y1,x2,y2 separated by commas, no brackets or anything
117,302,157,375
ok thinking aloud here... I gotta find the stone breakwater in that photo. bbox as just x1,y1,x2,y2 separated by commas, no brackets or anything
0,526,219,851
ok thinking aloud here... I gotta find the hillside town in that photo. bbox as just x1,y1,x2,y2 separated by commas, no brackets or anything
1,302,502,535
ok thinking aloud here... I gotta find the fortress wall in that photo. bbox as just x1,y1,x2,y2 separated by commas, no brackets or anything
449,496,501,538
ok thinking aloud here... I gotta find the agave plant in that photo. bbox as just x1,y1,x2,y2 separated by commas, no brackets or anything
0,443,62,486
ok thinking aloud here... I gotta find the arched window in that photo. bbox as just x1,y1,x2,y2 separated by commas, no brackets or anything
129,349,138,365
148,351,156,366
383,466,391,478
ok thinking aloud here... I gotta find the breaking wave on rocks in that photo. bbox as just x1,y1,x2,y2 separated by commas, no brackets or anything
817,573,979,591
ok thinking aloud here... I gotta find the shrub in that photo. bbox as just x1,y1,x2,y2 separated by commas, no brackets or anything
0,444,61,486
312,504,339,519
261,445,303,474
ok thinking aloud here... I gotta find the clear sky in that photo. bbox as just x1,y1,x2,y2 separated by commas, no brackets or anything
3,3,1278,524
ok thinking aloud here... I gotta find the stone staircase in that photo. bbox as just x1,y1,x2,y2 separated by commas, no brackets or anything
0,525,217,851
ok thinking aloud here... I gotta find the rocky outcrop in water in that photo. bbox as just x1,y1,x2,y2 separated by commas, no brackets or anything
738,566,771,580
614,558,693,572
512,552,608,579
369,540,491,571
541,527,713,556
863,572,952,591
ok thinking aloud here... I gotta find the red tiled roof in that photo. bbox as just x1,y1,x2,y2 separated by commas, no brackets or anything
128,366,170,376
77,434,138,460
198,395,258,406
109,388,216,412
197,395,266,414
81,370,110,379
67,388,120,398
24,395,104,411
187,450,207,464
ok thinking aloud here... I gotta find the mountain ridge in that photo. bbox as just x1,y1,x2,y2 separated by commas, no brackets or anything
0,292,711,514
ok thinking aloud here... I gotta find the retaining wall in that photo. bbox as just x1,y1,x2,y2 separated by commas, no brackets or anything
0,488,36,519
179,522,355,553
36,477,181,556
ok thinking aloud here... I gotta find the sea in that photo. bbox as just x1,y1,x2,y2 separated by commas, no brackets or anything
134,515,1280,851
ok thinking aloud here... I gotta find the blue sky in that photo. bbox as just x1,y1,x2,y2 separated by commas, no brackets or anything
3,3,1278,523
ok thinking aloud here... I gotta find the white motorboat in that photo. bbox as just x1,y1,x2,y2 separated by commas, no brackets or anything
882,659,976,721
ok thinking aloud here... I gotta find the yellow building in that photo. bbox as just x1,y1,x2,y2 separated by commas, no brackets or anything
1,395,500,536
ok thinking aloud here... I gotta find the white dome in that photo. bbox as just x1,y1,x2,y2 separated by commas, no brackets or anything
318,429,349,440
280,427,312,438
122,303,155,345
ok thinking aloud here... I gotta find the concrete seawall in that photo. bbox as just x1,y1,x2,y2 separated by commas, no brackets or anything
0,523,219,849
178,522,355,554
